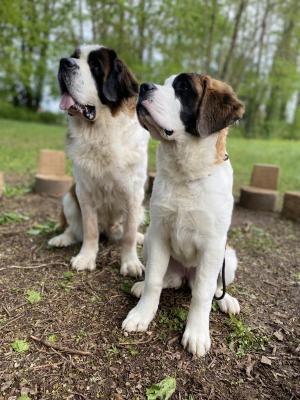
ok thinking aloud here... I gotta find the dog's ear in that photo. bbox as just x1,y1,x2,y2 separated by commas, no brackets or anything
103,57,138,103
196,75,245,137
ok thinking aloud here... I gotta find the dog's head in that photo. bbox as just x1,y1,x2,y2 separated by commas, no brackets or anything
137,73,244,141
58,45,138,121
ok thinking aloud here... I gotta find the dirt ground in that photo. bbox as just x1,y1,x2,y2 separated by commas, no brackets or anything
0,192,299,400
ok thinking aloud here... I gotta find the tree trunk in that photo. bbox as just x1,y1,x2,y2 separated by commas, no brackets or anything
220,0,247,80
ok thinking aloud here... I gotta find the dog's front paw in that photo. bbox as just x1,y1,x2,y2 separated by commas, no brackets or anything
137,232,144,245
122,306,153,332
121,257,144,278
217,293,240,315
182,327,211,357
48,233,75,248
131,281,145,298
71,253,96,272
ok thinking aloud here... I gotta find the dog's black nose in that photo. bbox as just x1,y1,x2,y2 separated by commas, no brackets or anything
140,82,156,97
60,57,78,69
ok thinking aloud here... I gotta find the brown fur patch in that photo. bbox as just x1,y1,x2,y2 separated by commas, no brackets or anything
197,75,244,136
188,74,244,136
95,48,138,116
215,128,228,164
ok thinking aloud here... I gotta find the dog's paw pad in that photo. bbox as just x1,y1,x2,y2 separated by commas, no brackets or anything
131,281,145,298
122,307,151,332
48,234,75,248
182,328,211,357
137,232,144,245
71,254,96,272
121,258,144,278
217,293,240,315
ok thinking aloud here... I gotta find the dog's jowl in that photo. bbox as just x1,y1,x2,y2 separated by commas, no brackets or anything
123,73,245,357
49,45,149,277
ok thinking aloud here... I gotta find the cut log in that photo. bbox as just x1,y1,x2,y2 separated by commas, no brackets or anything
35,174,73,198
250,164,280,190
0,172,4,198
37,150,66,176
239,186,278,212
282,191,300,221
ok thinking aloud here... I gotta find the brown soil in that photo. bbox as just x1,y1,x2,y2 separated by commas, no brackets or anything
0,193,299,400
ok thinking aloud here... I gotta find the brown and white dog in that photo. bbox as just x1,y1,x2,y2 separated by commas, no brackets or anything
123,73,244,356
49,45,149,277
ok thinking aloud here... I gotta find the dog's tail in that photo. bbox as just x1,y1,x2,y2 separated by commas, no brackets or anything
218,245,238,287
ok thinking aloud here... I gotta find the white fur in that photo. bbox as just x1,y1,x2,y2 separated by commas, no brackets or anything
123,75,240,357
49,45,149,277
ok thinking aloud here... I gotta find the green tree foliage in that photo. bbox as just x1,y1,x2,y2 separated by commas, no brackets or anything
0,0,299,138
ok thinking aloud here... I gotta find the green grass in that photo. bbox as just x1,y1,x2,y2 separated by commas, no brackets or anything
1,118,299,194
0,118,66,176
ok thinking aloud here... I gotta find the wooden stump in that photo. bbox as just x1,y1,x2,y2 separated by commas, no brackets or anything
240,186,278,212
282,191,300,221
0,172,4,199
38,150,66,176
250,164,280,190
34,150,72,197
35,174,73,197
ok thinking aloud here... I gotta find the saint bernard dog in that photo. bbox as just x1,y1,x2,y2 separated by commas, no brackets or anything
49,45,149,277
122,73,245,357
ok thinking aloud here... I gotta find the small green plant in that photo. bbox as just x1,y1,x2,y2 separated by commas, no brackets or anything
0,211,29,225
75,329,87,344
128,347,139,356
58,280,74,292
107,345,120,356
63,271,75,281
146,376,176,400
48,334,57,343
121,280,133,294
211,302,219,312
17,395,31,400
227,315,268,357
4,184,31,198
28,219,59,236
158,307,188,331
295,272,300,282
11,339,29,353
26,289,42,304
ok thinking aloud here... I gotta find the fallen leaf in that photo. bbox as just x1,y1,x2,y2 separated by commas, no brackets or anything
273,331,283,341
260,355,272,366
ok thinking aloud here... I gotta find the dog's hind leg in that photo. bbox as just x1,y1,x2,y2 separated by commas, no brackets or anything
48,189,82,247
215,246,240,315
131,238,183,298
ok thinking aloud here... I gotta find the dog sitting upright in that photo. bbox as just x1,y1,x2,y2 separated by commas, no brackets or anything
49,45,149,277
122,73,245,356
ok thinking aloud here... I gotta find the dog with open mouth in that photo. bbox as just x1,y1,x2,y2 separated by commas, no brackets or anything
49,45,149,277
122,73,245,357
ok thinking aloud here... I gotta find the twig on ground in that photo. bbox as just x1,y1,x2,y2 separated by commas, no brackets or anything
0,262,68,271
0,313,24,331
118,336,156,346
2,304,11,317
30,335,92,356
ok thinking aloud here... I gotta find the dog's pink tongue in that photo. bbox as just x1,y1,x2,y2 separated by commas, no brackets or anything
59,94,75,110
